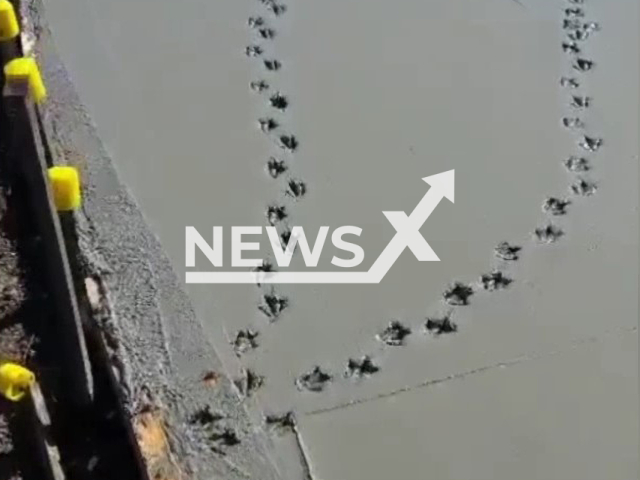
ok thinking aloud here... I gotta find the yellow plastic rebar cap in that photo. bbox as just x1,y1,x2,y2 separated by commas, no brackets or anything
0,0,19,41
4,56,47,103
0,363,35,402
48,166,81,211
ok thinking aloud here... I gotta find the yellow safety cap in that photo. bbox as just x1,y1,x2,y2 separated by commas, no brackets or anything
0,0,19,41
4,57,47,103
0,363,35,402
48,166,81,211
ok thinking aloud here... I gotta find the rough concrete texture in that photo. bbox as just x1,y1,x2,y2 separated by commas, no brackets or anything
35,0,638,478
23,2,284,479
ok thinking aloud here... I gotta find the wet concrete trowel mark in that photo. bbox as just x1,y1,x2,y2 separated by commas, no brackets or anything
296,366,333,392
376,321,412,346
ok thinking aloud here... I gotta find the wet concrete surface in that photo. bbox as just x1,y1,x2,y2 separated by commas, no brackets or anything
38,0,638,477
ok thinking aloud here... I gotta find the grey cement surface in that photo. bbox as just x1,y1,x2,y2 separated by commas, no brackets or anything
37,0,638,478
298,329,638,480
24,2,285,479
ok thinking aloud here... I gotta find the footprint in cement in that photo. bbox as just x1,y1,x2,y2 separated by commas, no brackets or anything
209,428,241,452
562,41,581,54
279,134,299,152
245,45,263,57
564,7,585,18
248,16,265,28
259,291,289,320
190,408,242,453
563,18,583,30
266,157,288,178
266,204,288,226
560,77,580,88
269,92,289,111
573,58,594,72
264,411,296,434
568,28,590,41
259,28,276,39
579,135,602,152
479,271,512,291
279,228,299,254
534,224,564,243
286,179,307,198
253,259,276,286
295,366,332,392
494,241,521,261
562,117,584,129
564,156,590,172
258,117,279,133
232,328,259,356
424,314,458,335
266,2,287,16
234,368,264,397
542,197,571,215
571,95,591,109
190,405,224,426
264,59,282,71
443,282,474,306
250,80,269,93
344,355,380,379
583,22,600,33
376,320,411,346
570,178,597,196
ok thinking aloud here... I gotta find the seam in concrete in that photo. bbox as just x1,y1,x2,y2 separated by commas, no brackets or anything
303,326,637,417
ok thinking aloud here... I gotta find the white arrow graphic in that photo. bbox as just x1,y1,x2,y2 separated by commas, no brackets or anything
186,170,454,284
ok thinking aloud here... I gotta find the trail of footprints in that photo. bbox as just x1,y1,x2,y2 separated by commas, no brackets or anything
288,0,604,395
194,0,604,447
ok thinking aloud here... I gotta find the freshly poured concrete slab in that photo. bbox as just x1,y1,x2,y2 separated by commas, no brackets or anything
297,330,638,480
40,0,638,477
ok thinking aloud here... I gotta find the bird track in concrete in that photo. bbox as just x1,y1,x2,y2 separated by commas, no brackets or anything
233,0,609,448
